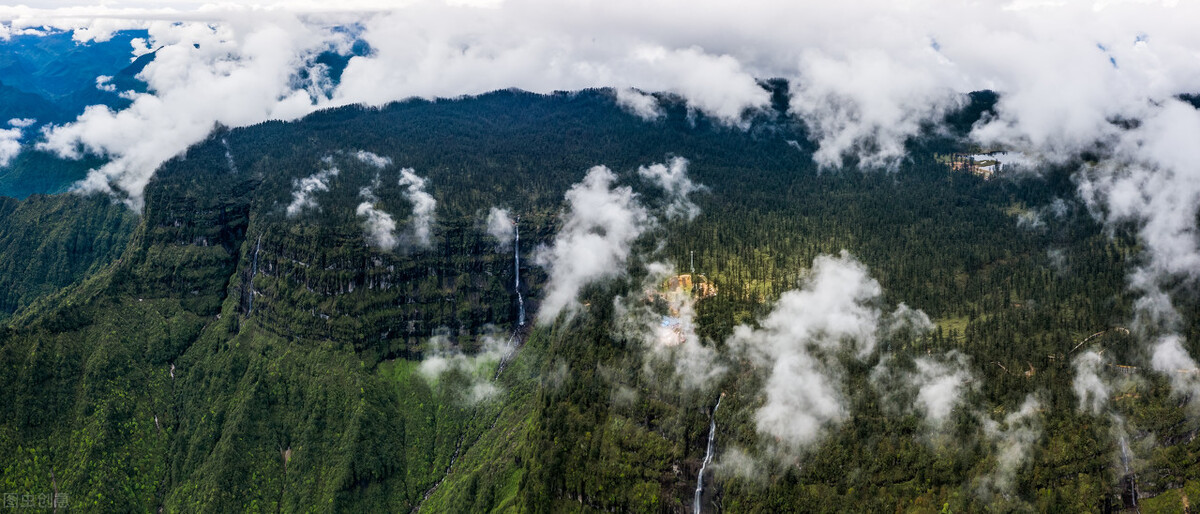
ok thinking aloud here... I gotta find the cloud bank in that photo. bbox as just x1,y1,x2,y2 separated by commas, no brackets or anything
7,1,1200,395
10,1,1199,215
397,167,436,249
910,352,974,429
353,150,392,169
978,395,1042,499
1072,350,1111,416
0,119,28,167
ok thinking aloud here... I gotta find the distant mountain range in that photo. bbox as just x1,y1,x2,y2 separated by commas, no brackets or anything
0,29,373,199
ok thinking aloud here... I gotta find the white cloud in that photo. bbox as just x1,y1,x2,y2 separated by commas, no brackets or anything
398,167,436,249
534,165,650,324
95,75,117,92
285,163,338,217
8,6,1200,390
485,206,514,248
911,352,974,428
713,446,761,481
9,1,1200,230
1149,335,1200,407
882,303,934,341
0,126,22,167
1073,101,1200,397
727,251,884,450
628,45,771,125
1072,350,1110,415
353,150,392,168
871,348,972,436
0,118,36,166
615,261,725,390
34,15,345,210
356,187,397,251
978,395,1042,498
614,87,662,121
637,156,703,221
418,330,516,404
790,48,964,169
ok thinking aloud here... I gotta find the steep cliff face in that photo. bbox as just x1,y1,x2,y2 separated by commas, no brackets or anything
0,89,706,511
4,89,1194,512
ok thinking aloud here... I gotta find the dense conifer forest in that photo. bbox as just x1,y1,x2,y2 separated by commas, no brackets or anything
1,88,1198,512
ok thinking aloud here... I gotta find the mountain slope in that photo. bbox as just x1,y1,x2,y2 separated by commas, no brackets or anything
0,89,1197,512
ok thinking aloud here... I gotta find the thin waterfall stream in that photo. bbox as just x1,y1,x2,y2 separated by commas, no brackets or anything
1120,435,1139,511
694,393,723,514
515,215,525,326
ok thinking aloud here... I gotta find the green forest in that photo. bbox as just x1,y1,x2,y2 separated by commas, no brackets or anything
1,87,1198,513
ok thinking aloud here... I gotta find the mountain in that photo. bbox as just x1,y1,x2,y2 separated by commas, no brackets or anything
0,30,156,198
0,30,148,111
0,88,1196,512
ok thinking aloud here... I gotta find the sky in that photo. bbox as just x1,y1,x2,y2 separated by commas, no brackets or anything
3,0,1200,416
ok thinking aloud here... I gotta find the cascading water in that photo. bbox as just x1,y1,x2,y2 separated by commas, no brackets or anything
248,234,261,315
515,216,525,326
694,394,723,514
1120,435,1139,510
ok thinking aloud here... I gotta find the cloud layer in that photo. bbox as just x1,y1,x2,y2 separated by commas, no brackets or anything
637,156,703,221
10,0,1200,213
7,0,1200,397
356,186,398,251
0,119,26,167
418,330,516,404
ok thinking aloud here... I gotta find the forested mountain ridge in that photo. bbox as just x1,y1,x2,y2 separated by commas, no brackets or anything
1,87,1197,512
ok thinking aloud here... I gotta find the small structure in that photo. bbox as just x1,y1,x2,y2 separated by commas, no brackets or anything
663,273,718,300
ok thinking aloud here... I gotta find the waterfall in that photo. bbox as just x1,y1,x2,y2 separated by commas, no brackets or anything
515,216,525,326
1120,435,1139,510
221,138,238,173
694,394,723,514
248,234,261,315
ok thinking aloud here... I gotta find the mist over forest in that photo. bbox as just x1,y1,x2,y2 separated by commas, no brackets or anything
2,2,1200,512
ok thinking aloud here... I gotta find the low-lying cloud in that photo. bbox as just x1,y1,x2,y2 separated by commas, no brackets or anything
728,251,920,451
286,160,339,217
977,395,1043,499
418,330,516,404
485,206,514,249
614,261,725,390
911,352,974,429
356,186,398,251
0,122,24,167
535,165,650,324
637,157,703,221
353,150,392,169
614,88,662,121
7,1,1200,406
398,167,436,249
1072,350,1110,416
